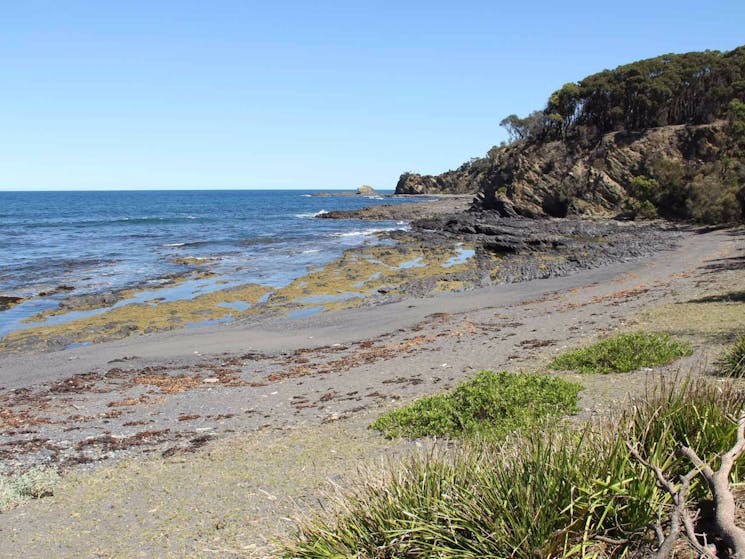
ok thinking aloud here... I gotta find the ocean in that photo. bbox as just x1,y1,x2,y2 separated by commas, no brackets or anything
0,190,427,337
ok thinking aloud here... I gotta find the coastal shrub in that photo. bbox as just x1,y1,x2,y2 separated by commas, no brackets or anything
282,377,745,558
370,370,582,439
550,332,691,374
686,165,745,224
622,377,745,488
0,466,60,511
717,332,745,377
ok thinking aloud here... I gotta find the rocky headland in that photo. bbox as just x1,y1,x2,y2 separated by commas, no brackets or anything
396,122,740,220
395,46,745,226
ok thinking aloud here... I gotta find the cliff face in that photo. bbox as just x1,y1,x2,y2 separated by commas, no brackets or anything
396,121,742,222
476,122,732,218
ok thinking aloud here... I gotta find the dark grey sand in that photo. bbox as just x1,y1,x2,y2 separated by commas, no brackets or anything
1,225,745,558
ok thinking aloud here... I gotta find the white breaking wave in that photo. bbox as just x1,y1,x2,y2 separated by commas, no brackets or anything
294,210,328,218
330,226,406,238
163,242,186,247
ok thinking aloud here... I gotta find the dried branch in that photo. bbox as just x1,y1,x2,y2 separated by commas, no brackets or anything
627,443,717,558
678,415,745,558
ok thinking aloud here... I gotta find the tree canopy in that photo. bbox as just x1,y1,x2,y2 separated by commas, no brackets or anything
502,46,745,143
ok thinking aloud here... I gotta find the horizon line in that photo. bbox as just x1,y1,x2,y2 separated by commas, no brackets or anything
0,187,396,193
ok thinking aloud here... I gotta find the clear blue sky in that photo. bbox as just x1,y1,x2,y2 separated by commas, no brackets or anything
2,1,743,190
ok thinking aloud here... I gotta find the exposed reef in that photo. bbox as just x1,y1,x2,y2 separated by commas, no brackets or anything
408,213,683,284
0,211,684,354
0,296,25,311
316,196,471,221
0,240,477,353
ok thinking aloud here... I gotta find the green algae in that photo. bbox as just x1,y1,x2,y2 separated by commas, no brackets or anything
22,269,218,324
0,284,272,352
1,241,478,352
267,243,476,317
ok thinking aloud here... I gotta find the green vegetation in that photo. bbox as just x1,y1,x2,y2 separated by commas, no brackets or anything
728,98,745,146
493,46,745,224
370,370,581,439
624,151,745,224
550,332,691,374
501,46,745,143
717,332,745,377
283,378,745,558
0,466,59,511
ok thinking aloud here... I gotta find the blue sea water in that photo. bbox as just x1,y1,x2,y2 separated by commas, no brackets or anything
0,190,427,336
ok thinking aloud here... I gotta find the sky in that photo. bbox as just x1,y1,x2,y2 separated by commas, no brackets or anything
1,1,743,191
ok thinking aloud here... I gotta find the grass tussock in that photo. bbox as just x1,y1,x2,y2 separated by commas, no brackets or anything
282,377,745,558
370,370,582,439
717,332,745,377
550,332,692,374
0,466,60,511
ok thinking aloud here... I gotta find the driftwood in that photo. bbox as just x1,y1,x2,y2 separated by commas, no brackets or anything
628,415,745,558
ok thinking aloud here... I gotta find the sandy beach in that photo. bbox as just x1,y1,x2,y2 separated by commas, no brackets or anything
1,209,744,556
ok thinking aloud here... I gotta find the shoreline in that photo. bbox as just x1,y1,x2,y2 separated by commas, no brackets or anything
0,194,464,351
0,225,743,556
0,190,439,343
0,225,737,441
0,213,684,354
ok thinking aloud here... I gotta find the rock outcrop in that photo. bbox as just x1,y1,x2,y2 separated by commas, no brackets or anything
395,169,482,195
0,296,25,311
473,123,731,218
396,121,740,220
356,185,377,196
406,213,683,285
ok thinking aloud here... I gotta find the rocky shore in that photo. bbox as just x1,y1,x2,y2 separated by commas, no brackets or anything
1,195,688,355
316,195,472,221
1,224,743,557
0,225,735,475
406,212,685,284
319,195,686,291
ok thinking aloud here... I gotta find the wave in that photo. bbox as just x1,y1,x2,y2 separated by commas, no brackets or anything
330,226,404,238
294,210,328,219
